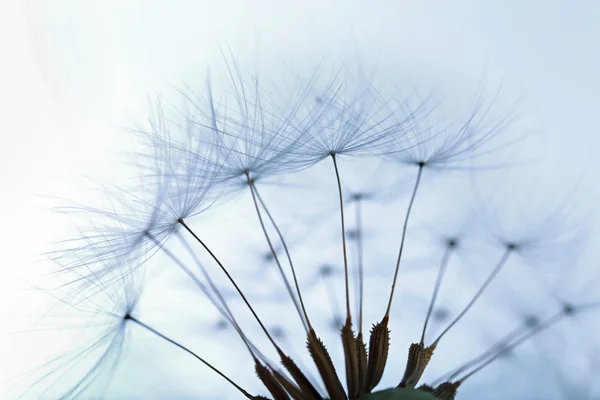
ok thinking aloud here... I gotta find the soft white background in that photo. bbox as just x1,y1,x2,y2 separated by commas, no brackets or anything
1,0,600,399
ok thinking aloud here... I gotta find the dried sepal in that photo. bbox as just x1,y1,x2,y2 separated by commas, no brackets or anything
365,316,390,392
356,332,368,395
255,361,291,400
272,370,308,400
421,343,436,372
432,382,460,400
278,350,323,399
341,318,360,398
416,384,433,393
399,343,437,388
307,328,347,400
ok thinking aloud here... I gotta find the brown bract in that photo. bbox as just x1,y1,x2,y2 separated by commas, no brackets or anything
364,316,390,392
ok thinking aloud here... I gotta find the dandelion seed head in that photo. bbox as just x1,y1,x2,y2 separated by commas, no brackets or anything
28,49,600,400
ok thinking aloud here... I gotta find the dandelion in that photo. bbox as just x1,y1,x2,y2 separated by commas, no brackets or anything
20,55,600,400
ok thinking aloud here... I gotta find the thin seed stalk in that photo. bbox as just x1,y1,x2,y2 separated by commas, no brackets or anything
385,164,424,317
252,182,313,330
420,245,454,344
432,249,512,346
331,153,352,321
178,219,280,349
246,178,308,332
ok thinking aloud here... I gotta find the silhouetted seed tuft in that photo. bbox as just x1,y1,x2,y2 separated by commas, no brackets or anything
347,230,359,240
307,328,347,400
341,318,360,399
523,315,540,328
262,252,275,262
255,361,291,400
432,382,460,400
562,303,575,315
319,265,336,277
214,319,229,331
278,350,323,399
272,326,286,339
432,308,450,322
364,316,390,392
331,316,344,331
399,343,437,388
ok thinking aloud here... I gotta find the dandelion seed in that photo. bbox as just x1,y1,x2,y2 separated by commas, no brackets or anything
387,81,517,171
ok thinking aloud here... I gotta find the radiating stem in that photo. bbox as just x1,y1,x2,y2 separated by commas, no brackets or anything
178,221,325,399
175,232,261,359
456,310,565,383
456,301,600,383
385,164,424,317
432,249,512,345
148,232,269,364
432,321,529,385
331,153,352,322
178,219,280,349
176,232,236,322
420,243,454,344
248,179,309,332
145,232,210,297
127,315,254,399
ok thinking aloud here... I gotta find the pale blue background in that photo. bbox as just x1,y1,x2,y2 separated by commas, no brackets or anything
1,1,600,399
